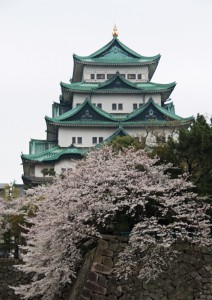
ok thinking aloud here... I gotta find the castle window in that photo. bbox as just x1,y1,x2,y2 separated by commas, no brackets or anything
119,74,125,78
77,137,82,144
137,74,142,80
91,74,95,79
107,74,114,79
139,103,143,107
133,103,138,110
72,137,76,144
118,103,123,110
112,103,117,110
112,103,123,110
127,74,136,79
97,103,102,109
99,137,104,143
92,137,97,144
97,74,105,79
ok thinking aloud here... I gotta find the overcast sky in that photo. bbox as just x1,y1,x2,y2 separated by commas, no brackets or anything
0,0,212,184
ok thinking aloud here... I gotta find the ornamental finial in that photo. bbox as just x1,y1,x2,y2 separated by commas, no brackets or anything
112,25,118,37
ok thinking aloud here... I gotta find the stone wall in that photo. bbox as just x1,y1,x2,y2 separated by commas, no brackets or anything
70,235,212,300
0,236,211,300
0,259,28,300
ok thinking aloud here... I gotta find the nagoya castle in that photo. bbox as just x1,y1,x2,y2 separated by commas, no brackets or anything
22,26,193,186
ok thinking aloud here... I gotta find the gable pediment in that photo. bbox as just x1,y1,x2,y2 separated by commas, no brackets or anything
97,75,138,91
92,39,138,59
63,102,114,122
126,101,173,122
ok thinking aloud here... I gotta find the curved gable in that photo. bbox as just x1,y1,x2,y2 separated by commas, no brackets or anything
46,99,116,123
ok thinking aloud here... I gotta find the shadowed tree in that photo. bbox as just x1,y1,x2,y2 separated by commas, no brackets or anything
6,146,211,300
151,114,212,195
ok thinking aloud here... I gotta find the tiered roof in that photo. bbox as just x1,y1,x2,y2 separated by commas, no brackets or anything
22,146,85,163
45,98,193,130
72,36,160,82
22,30,193,185
61,74,176,103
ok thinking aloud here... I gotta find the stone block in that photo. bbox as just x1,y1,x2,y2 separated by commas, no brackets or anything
98,248,113,257
91,263,113,275
98,239,108,249
102,256,113,268
101,235,117,241
80,296,90,300
108,243,119,251
203,255,212,263
120,284,130,293
92,294,100,300
85,281,106,295
94,252,103,264
126,296,135,300
106,284,117,294
99,296,107,300
88,271,98,282
108,276,117,285
118,236,129,242
108,294,117,300
82,287,92,298
98,275,107,287
119,295,127,300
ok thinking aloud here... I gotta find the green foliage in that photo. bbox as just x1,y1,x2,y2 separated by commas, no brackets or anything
3,183,20,200
111,136,145,151
151,115,212,195
41,168,56,177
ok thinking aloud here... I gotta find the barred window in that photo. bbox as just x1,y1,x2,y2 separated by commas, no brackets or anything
97,74,105,79
112,103,117,110
92,137,97,144
118,103,123,110
77,137,82,144
127,74,136,79
133,103,138,110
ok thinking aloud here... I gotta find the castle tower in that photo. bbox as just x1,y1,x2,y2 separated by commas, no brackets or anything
21,29,193,186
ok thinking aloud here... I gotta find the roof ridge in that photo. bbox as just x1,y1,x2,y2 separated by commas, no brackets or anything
46,98,117,123
73,37,160,62
97,73,138,90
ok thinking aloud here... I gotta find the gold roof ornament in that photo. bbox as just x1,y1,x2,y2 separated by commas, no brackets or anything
112,25,118,37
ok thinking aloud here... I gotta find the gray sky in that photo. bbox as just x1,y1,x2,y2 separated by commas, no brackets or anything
0,0,212,184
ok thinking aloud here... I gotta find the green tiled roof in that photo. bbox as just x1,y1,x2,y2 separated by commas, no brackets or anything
46,98,193,127
125,98,193,122
61,76,176,94
103,126,129,143
74,37,160,65
46,98,115,122
22,146,85,162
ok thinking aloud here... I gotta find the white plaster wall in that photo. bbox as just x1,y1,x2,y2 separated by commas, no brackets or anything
91,94,144,114
74,93,89,105
73,93,162,112
125,127,177,146
34,160,78,177
35,164,54,177
83,66,149,82
144,94,161,105
58,127,115,147
54,159,77,174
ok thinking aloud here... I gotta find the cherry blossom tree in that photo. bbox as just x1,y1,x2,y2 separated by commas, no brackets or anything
11,146,211,300
0,196,37,258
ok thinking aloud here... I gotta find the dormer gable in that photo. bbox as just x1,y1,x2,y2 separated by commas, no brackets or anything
46,98,115,123
96,73,140,91
125,98,193,122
